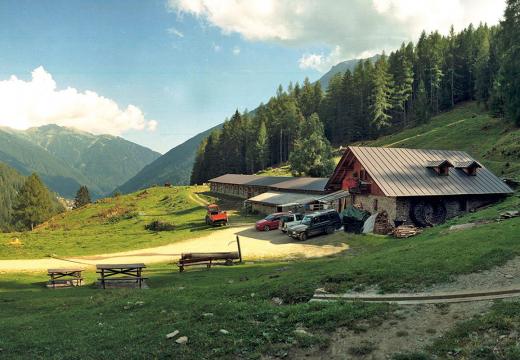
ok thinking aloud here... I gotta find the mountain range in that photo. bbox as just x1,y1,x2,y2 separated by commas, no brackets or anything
118,55,377,193
0,125,160,198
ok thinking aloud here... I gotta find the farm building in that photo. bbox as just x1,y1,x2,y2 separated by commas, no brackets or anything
327,146,513,226
208,174,340,214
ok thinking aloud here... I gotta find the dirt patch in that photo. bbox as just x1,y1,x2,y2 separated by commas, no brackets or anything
0,226,349,272
290,257,520,359
291,301,491,360
427,256,520,293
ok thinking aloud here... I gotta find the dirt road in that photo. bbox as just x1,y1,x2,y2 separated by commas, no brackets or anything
0,225,348,272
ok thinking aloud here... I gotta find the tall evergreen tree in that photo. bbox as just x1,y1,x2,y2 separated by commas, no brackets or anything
73,186,91,209
289,114,335,177
12,173,54,231
370,55,394,129
498,0,520,125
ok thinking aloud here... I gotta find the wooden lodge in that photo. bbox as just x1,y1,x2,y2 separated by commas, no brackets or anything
327,146,513,226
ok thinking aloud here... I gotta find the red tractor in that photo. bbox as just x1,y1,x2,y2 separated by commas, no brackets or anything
205,204,228,226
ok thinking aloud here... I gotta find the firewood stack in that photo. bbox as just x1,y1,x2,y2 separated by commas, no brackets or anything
373,211,394,235
392,225,423,238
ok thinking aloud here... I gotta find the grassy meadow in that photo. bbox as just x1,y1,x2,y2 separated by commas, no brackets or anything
0,193,519,359
0,185,257,259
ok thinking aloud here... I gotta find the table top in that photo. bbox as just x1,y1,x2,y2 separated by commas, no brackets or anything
96,263,146,270
47,268,84,274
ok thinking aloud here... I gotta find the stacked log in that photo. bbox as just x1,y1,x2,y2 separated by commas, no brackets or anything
373,211,394,235
392,225,422,238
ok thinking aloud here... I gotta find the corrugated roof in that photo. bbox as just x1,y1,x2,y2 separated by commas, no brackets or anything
208,174,328,192
245,191,318,206
208,174,293,186
270,177,329,192
346,146,512,197
317,190,350,203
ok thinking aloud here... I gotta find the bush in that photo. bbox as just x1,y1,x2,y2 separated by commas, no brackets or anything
145,220,175,232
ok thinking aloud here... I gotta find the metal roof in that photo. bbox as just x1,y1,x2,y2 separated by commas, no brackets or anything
270,177,329,192
316,190,350,203
346,146,513,197
245,191,319,206
208,174,328,192
208,174,293,186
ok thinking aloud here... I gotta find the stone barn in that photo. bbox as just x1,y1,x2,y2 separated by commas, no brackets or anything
327,146,513,226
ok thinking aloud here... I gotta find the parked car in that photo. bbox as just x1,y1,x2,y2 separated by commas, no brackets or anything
280,213,304,233
288,209,342,241
255,212,288,231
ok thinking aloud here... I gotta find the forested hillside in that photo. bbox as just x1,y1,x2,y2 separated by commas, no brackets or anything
0,163,25,231
191,7,520,184
116,124,221,193
0,125,160,198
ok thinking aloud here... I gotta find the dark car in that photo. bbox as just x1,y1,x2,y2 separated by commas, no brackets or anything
288,209,342,241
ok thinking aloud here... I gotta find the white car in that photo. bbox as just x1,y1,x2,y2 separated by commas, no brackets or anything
280,213,304,233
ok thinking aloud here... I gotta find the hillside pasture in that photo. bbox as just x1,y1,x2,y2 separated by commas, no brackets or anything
0,186,257,260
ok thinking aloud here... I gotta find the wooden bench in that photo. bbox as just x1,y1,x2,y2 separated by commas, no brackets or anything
96,264,146,289
177,236,243,272
47,268,84,288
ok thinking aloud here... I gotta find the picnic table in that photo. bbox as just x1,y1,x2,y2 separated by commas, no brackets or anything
47,268,84,288
96,263,146,289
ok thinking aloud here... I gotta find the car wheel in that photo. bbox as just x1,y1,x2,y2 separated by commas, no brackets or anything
300,232,307,241
264,225,270,231
326,226,334,235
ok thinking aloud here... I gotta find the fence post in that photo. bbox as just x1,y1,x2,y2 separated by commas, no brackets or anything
236,235,242,263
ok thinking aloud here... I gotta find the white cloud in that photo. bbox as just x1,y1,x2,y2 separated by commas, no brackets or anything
232,46,241,55
168,0,506,71
212,43,222,52
0,66,157,135
167,26,184,37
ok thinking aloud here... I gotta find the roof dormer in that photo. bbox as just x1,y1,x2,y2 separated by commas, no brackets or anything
426,160,453,176
455,161,482,176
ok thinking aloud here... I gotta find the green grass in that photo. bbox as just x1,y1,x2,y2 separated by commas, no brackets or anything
0,194,519,359
0,185,257,259
360,102,520,180
256,164,293,177
430,300,520,359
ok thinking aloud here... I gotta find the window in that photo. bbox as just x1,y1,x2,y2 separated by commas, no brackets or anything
373,199,378,211
360,169,367,181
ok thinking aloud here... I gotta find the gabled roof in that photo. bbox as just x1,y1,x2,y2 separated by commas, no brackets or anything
269,177,329,192
208,174,328,192
454,160,482,169
426,159,454,168
327,146,513,197
208,174,293,186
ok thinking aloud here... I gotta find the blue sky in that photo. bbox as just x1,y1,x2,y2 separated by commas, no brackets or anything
0,0,505,153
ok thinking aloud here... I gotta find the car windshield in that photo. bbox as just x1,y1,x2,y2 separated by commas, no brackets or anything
301,216,312,225
265,215,276,221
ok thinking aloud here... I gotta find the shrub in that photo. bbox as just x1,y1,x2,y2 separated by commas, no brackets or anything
145,220,175,232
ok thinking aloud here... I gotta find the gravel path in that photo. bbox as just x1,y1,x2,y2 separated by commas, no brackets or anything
0,226,348,272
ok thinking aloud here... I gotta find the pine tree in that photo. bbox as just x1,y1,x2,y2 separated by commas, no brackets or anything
498,0,520,125
370,55,394,129
289,113,335,177
190,138,207,185
12,173,54,231
255,120,269,170
73,186,91,209
414,79,430,123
